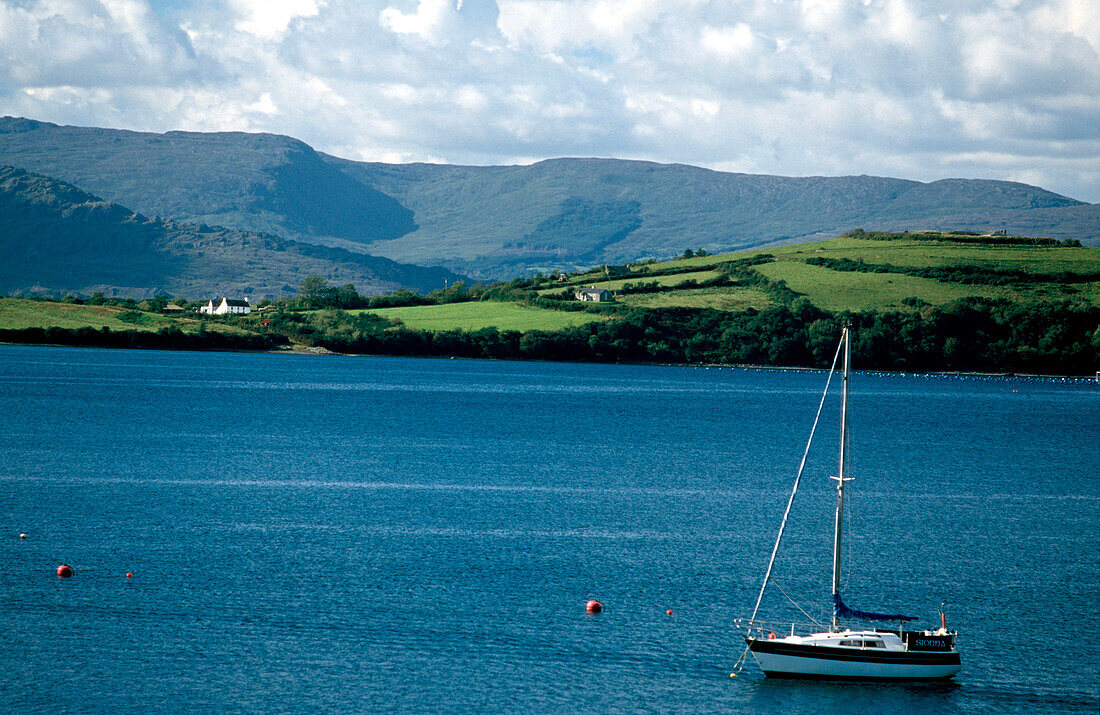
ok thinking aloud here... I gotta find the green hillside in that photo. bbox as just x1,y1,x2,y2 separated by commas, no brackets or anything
352,301,607,333
288,231,1098,337
0,297,255,335
537,232,1100,314
3,232,1096,375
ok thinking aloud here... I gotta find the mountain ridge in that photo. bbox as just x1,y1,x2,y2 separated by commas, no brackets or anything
0,165,461,298
0,116,1096,281
331,155,1093,276
0,117,417,246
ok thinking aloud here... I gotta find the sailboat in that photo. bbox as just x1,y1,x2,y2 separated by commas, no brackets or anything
734,326,961,680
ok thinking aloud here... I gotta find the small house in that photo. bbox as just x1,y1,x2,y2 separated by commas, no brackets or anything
201,297,252,315
575,287,614,303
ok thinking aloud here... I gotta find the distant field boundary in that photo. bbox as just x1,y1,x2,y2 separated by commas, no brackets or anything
853,229,1074,247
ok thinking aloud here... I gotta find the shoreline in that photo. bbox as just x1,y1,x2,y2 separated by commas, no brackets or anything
3,339,1095,383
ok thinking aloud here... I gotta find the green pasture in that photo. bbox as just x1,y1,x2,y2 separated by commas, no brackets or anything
541,270,723,295
353,301,608,332
0,298,256,334
0,299,167,331
555,256,728,287
767,237,1100,274
617,286,774,311
618,234,1100,277
533,233,1100,313
1057,282,1100,306
755,262,1012,312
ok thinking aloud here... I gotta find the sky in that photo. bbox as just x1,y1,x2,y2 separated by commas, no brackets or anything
0,0,1097,202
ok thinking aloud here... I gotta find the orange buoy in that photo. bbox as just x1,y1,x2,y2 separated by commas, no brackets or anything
767,631,776,640
586,599,603,613
57,564,73,578
666,609,673,616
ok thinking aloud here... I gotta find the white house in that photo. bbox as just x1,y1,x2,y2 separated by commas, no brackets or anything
201,297,252,315
575,286,614,302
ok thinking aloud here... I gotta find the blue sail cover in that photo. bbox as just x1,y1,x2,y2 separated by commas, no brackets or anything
834,593,915,622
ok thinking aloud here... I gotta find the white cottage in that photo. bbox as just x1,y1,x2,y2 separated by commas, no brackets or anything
201,297,252,315
575,286,614,302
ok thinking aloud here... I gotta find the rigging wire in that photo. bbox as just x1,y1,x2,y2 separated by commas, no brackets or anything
769,576,825,628
748,336,845,625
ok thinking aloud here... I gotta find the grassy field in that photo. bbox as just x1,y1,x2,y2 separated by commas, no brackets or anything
635,235,1100,272
353,301,609,332
5,233,1096,340
617,286,773,311
755,237,1099,310
0,298,257,334
764,237,1100,274
754,261,1010,312
533,233,1100,312
541,269,723,295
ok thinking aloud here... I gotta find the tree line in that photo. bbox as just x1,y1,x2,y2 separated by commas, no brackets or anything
804,256,1100,286
257,297,1098,375
845,228,1082,247
0,325,282,351
3,294,1095,374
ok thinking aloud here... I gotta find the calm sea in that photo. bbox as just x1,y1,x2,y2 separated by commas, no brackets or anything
0,344,1097,713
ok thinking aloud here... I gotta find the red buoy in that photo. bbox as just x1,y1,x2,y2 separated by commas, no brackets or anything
57,564,73,578
666,609,673,616
586,599,603,613
126,572,132,579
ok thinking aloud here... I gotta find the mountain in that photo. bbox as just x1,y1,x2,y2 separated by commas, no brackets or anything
0,116,1096,281
0,166,461,298
333,159,1098,276
0,117,416,247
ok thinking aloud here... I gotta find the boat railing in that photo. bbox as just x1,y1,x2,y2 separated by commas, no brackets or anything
733,618,825,639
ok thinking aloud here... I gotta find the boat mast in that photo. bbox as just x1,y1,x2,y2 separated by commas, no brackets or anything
831,325,851,632
747,335,845,627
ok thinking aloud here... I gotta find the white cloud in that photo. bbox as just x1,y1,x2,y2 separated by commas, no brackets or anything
700,23,758,60
0,0,1097,202
380,0,499,44
0,0,201,88
380,0,453,42
228,0,321,38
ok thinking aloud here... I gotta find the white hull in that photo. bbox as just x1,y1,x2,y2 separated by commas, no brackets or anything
746,630,961,681
751,648,961,680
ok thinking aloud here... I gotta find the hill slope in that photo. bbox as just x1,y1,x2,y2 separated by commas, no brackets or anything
334,158,1097,277
0,117,1096,281
536,230,1100,313
0,166,460,298
0,117,416,247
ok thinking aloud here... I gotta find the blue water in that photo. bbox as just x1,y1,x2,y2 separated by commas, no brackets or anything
1,345,1097,712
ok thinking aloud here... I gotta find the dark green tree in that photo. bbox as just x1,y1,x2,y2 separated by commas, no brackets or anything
299,274,332,308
